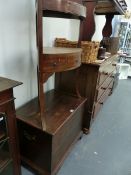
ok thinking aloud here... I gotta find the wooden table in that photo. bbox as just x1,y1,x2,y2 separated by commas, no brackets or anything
0,77,22,175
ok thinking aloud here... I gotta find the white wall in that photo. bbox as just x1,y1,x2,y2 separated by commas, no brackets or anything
0,0,80,108
43,18,80,46
126,0,131,10
0,0,37,108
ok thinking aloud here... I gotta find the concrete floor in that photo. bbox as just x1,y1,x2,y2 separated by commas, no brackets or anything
22,79,131,175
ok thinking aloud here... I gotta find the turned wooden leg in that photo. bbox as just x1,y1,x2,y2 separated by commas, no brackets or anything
83,128,90,135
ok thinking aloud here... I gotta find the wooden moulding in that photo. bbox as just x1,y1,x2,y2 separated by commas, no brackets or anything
42,0,86,19
16,89,86,175
95,0,127,15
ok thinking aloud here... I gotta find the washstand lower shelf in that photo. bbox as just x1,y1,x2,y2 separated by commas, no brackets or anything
16,90,86,175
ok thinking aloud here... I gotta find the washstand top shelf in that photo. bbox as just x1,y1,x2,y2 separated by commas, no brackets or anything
42,0,86,19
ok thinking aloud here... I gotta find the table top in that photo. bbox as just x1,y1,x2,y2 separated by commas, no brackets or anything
0,77,22,92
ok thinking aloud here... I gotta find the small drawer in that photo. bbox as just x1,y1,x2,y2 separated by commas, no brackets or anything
99,88,111,104
96,76,114,101
41,53,81,73
97,62,116,87
93,87,112,118
97,71,109,87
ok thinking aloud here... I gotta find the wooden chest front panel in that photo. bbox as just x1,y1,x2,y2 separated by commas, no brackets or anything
17,121,52,173
52,106,83,171
17,102,84,175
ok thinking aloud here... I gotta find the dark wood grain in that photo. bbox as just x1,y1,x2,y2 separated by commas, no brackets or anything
36,0,86,130
0,147,11,170
39,47,82,73
43,0,86,18
82,1,97,41
0,116,7,141
0,130,5,141
17,89,86,175
19,1,86,174
55,55,118,134
102,14,114,38
17,90,86,135
0,77,22,175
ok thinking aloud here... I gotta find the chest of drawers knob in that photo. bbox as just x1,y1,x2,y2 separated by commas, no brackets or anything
53,62,57,66
103,72,108,75
112,63,117,66
101,87,106,90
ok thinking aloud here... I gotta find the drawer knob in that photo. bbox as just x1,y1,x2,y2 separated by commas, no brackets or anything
103,72,108,75
111,75,114,78
75,60,78,63
112,63,116,66
53,62,57,66
101,87,106,90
